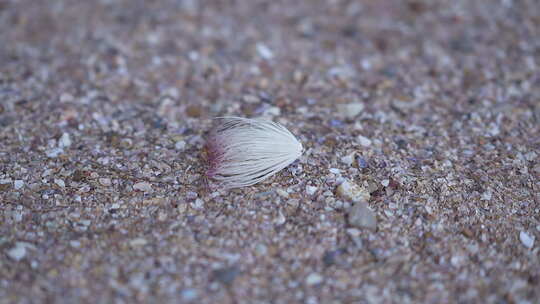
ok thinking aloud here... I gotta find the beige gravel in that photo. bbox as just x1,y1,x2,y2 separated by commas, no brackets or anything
1,0,539,303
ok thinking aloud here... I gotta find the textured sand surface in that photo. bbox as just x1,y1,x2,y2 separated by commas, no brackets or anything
1,0,539,303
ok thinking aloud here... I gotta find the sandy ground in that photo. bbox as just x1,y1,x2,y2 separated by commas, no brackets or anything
1,0,539,303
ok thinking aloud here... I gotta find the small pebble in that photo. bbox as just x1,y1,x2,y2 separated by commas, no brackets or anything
185,105,202,118
264,106,281,116
336,180,371,203
133,182,153,192
340,153,355,166
519,231,535,248
273,211,286,225
357,135,372,147
524,151,537,161
7,244,27,261
255,244,268,255
305,273,323,286
99,178,112,187
186,191,198,200
59,93,74,103
329,168,341,174
54,178,65,188
276,188,289,198
192,198,204,209
328,66,355,79
346,228,361,237
357,157,368,168
306,185,317,196
322,249,345,267
14,180,24,190
46,148,63,158
181,289,198,301
329,119,344,127
58,132,72,148
347,201,377,230
256,43,274,60
338,102,364,119
481,190,492,201
129,238,148,247
212,266,240,285
175,140,186,151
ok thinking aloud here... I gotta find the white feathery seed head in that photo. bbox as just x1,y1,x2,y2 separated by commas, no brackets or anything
205,117,303,188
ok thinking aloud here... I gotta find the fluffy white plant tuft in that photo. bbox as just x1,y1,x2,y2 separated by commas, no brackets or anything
205,117,303,188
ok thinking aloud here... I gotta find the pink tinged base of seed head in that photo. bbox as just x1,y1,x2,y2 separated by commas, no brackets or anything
205,134,227,178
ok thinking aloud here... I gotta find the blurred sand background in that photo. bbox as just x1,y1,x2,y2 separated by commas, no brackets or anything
1,0,539,303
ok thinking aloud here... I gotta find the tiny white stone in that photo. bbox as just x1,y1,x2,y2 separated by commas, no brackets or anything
129,238,148,247
42,169,53,177
481,190,492,201
276,188,289,198
264,106,281,116
328,66,355,79
54,178,65,188
329,168,341,174
306,185,317,196
381,179,390,187
336,180,371,203
524,151,537,161
181,289,198,301
175,140,186,151
97,157,110,166
99,178,112,186
58,132,72,148
256,43,274,60
46,148,63,158
305,273,323,286
340,153,355,166
158,210,167,221
347,202,377,230
14,211,23,222
346,228,361,237
338,102,364,119
520,231,535,248
188,51,199,61
357,135,372,147
133,182,153,192
450,255,465,267
59,93,74,103
255,244,268,256
192,198,204,209
7,245,26,261
14,180,24,190
274,211,286,225
361,58,372,70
